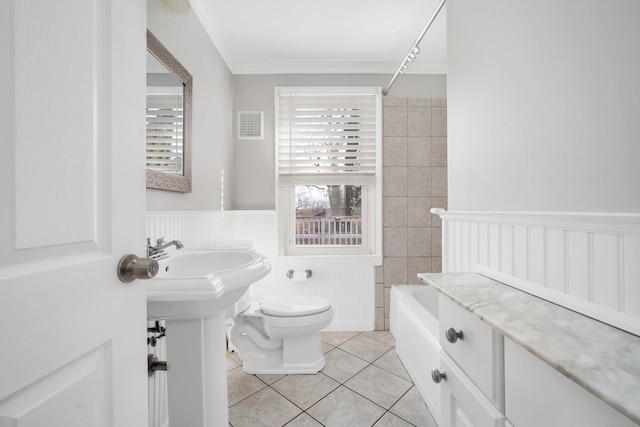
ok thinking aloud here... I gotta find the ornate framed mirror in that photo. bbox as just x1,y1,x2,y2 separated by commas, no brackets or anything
146,30,192,192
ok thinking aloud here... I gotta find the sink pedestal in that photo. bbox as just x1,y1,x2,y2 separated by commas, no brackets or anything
165,312,228,427
147,247,271,426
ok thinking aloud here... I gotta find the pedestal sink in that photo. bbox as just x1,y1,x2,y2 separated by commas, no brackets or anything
147,247,270,427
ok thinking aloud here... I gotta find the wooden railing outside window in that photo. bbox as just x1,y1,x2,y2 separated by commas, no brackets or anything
295,216,362,245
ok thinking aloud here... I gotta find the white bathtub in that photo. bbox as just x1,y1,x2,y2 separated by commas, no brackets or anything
390,285,441,425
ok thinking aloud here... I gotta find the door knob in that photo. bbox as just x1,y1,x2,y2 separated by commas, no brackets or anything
117,254,159,283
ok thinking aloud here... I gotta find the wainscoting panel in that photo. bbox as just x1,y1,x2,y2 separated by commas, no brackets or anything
500,224,513,276
146,211,221,249
547,229,565,294
435,210,640,336
567,231,590,302
626,237,640,317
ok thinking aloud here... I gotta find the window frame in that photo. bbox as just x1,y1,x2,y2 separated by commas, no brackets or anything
275,87,382,257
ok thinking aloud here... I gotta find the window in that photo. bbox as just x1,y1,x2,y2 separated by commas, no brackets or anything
276,87,381,256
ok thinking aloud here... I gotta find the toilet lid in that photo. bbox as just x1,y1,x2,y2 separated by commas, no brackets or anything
260,294,331,317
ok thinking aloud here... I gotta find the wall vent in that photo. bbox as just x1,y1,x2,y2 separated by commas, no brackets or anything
238,111,264,140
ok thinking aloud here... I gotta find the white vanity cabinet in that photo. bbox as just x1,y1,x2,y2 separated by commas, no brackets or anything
435,295,506,427
419,272,640,427
435,295,637,427
505,338,637,427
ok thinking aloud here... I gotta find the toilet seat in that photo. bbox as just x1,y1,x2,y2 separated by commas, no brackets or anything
260,294,331,317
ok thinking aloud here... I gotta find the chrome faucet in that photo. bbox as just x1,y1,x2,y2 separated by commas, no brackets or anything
147,238,184,257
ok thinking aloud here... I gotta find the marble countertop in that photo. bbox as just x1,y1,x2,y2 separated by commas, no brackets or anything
418,272,640,424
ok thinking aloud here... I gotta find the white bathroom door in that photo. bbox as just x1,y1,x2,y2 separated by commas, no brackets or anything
0,1,148,426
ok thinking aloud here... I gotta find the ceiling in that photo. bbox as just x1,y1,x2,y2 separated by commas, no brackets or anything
188,0,447,75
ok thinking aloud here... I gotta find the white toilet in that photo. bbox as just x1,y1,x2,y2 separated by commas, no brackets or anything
229,294,334,374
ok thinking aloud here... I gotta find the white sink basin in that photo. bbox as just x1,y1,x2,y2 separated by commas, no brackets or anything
146,248,271,320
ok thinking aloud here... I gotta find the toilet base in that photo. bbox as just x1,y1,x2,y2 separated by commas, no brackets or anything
241,353,326,375
229,306,333,375
234,330,327,374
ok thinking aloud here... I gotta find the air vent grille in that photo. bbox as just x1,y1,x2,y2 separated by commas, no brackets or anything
238,111,264,140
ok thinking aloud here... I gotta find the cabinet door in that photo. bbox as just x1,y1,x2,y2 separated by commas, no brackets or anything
439,295,505,410
439,352,505,427
505,338,636,427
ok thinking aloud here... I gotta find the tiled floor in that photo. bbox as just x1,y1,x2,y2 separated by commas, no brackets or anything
227,331,438,427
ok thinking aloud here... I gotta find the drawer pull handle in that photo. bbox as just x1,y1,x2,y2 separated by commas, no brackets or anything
431,369,447,383
446,327,464,343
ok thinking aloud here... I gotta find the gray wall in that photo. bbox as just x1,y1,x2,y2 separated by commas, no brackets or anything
447,0,640,212
232,74,447,209
146,0,234,211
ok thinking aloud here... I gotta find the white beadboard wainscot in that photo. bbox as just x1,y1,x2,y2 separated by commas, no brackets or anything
433,209,640,336
146,210,222,249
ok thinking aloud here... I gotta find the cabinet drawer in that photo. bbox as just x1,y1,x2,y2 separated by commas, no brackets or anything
438,351,505,427
505,338,636,427
439,295,504,410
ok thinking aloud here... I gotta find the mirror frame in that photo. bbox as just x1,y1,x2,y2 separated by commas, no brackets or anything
146,30,192,193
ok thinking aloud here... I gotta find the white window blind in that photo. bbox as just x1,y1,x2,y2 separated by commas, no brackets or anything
146,93,184,174
277,92,377,185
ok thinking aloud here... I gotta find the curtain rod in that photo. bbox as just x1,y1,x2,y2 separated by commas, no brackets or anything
382,0,447,96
